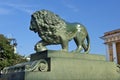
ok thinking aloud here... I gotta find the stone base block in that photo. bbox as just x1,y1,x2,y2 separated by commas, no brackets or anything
0,50,120,80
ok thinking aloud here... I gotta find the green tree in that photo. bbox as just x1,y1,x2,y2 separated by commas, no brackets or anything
0,34,27,70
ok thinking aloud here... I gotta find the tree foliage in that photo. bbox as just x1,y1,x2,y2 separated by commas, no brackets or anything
0,34,27,70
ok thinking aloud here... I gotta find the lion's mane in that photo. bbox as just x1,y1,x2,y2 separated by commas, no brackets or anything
31,10,68,43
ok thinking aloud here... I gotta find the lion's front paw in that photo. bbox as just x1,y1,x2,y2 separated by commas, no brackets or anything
34,44,47,52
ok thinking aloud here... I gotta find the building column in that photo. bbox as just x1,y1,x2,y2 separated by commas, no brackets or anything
112,42,118,64
105,44,110,61
13,46,17,53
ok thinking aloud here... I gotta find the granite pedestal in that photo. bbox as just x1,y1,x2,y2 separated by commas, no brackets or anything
1,50,120,80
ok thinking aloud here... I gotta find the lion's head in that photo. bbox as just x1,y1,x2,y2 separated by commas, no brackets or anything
29,10,67,43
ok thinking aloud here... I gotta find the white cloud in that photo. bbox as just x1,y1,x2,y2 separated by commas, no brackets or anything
5,3,36,14
0,2,37,15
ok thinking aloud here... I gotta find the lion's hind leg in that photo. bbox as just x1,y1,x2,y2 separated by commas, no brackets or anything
73,36,83,53
82,42,88,52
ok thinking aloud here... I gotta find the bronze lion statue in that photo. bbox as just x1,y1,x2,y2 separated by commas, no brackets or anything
29,9,90,53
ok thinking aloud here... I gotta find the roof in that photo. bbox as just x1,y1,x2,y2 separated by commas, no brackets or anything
104,29,120,36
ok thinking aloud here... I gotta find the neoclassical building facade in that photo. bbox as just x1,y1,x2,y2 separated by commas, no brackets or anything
101,29,120,64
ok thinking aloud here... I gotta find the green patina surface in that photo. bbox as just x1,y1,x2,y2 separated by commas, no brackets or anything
30,10,90,53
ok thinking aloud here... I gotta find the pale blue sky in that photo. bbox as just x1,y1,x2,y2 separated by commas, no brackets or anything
0,0,120,56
